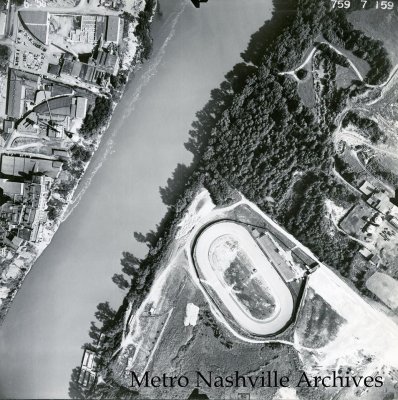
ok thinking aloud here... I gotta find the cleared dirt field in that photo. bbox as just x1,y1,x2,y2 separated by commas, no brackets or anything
193,221,294,336
210,234,276,320
366,272,398,311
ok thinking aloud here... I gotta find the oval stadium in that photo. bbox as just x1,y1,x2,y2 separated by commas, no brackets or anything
193,221,294,336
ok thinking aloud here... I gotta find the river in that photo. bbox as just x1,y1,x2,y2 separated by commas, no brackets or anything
0,0,273,398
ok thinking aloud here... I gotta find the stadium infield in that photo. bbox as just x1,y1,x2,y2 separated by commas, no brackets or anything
193,221,294,336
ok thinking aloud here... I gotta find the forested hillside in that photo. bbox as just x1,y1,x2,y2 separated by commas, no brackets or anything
177,0,390,274
71,0,393,396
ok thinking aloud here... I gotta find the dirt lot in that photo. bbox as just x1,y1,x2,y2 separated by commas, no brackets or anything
339,202,375,240
366,271,398,311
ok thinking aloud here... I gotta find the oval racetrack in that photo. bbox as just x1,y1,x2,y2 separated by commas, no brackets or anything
193,221,294,336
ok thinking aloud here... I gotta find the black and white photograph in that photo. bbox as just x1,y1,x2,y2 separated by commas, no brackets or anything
0,0,398,399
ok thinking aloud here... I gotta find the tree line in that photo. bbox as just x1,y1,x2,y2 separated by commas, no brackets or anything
72,0,392,396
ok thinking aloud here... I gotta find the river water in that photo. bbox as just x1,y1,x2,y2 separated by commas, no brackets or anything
0,0,273,398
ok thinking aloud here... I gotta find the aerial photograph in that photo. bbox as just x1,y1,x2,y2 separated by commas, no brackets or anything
0,0,397,399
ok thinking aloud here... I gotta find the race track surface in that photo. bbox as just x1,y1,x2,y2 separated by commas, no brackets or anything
194,221,294,336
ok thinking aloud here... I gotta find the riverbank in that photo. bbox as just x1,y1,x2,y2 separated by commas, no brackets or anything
74,0,387,396
0,2,275,397
0,0,157,324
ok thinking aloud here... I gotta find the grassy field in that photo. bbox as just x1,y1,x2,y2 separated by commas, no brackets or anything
348,9,398,65
223,254,276,320
335,65,358,89
295,288,346,349
133,274,302,400
329,41,371,78
297,76,316,108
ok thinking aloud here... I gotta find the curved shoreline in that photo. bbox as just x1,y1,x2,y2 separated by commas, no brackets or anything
0,3,158,325
0,2,277,396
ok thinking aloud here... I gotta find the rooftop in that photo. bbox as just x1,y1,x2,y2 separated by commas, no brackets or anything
34,95,86,118
1,155,62,179
0,179,24,197
6,69,39,120
47,63,61,76
105,16,120,43
19,11,49,44
359,181,376,197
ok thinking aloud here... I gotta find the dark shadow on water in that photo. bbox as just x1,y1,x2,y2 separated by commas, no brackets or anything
241,0,298,66
70,1,300,397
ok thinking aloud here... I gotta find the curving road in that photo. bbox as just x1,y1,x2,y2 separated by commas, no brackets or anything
279,40,398,91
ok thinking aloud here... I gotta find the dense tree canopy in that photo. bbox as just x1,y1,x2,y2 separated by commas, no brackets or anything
75,0,393,396
0,45,10,73
79,97,113,137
